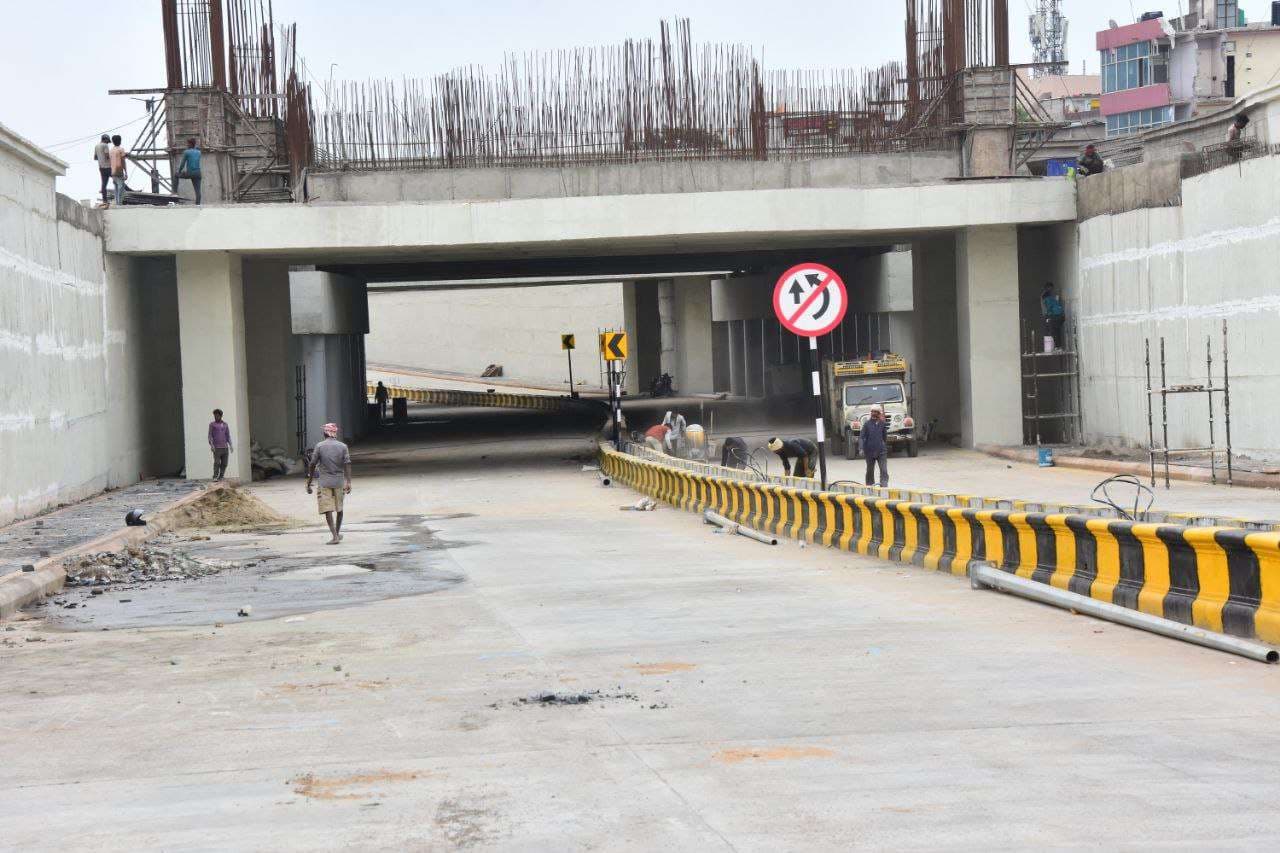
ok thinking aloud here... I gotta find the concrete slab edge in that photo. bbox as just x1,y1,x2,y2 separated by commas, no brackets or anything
600,444,1280,647
0,482,231,621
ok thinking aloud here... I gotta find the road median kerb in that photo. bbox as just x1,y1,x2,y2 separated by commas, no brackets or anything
977,444,1280,491
0,481,232,621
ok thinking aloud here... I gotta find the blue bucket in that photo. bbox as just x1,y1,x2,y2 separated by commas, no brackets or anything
1037,447,1055,467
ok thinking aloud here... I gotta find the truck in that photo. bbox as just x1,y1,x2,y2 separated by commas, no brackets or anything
821,354,918,460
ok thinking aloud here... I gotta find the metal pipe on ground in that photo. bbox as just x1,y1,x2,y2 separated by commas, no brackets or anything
970,563,1279,664
703,509,777,546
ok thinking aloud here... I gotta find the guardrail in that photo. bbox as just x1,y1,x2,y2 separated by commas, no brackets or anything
601,445,1280,646
368,384,606,414
624,443,1280,532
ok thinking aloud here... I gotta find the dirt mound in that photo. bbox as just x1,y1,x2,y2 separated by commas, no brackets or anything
161,487,288,531
63,543,237,586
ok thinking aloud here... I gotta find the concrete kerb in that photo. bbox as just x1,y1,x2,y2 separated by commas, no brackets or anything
0,482,232,621
978,444,1280,493
600,443,1280,647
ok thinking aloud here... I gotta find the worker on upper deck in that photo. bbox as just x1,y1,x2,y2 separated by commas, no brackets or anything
1077,144,1105,177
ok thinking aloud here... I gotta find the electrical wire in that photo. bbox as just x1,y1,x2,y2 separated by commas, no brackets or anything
1090,474,1155,521
41,115,149,152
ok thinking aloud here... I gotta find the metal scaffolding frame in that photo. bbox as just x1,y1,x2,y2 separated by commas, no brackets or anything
1145,320,1233,489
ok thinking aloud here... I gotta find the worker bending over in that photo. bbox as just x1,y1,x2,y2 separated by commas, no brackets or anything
720,436,749,469
767,437,818,478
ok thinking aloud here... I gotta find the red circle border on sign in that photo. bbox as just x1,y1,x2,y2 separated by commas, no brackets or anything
773,262,849,337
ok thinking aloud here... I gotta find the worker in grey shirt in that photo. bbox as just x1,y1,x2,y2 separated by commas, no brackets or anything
305,422,352,544
93,134,111,204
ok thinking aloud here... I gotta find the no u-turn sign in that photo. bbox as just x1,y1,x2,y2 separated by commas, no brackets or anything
773,263,848,337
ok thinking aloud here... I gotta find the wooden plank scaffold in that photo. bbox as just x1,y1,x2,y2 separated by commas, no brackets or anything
1145,319,1233,489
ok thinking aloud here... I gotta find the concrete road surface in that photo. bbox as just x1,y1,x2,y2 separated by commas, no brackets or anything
3,410,1280,850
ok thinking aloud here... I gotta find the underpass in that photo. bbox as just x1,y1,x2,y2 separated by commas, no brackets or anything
5,404,1280,849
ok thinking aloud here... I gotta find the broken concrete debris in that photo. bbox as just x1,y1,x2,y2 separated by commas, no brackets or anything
62,543,238,588
249,442,303,479
490,690,642,709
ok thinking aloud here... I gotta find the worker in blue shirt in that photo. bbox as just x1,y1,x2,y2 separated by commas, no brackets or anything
176,137,203,205
1042,282,1066,350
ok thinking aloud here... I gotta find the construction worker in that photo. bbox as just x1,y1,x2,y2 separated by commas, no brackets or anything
305,423,352,545
1077,144,1105,177
1041,282,1066,350
208,408,233,481
720,436,749,469
860,405,890,488
374,381,390,422
767,437,818,478
93,134,111,205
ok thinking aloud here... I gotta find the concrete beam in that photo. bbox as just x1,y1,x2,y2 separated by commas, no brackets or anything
956,226,1023,448
104,181,1077,259
176,252,251,481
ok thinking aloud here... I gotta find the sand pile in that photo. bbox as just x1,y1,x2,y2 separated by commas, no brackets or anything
163,487,289,530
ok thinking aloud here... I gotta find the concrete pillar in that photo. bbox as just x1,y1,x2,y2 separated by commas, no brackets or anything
728,320,746,397
745,319,764,398
291,270,369,446
673,277,714,394
243,259,296,454
911,236,961,440
176,252,251,481
956,226,1022,447
657,278,677,379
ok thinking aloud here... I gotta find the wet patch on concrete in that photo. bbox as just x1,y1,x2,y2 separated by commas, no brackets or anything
34,515,466,630
489,689,647,709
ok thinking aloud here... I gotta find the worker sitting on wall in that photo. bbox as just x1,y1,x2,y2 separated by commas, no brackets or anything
767,437,818,478
1077,144,1105,177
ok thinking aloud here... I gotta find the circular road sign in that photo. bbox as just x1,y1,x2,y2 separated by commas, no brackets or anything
773,263,848,337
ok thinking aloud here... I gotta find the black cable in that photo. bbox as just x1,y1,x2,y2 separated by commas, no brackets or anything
1090,474,1155,521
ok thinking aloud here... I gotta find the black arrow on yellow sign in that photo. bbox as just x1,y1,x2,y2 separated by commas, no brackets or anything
600,332,628,361
561,334,575,350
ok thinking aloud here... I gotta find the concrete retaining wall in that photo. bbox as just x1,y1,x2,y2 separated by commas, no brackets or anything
367,283,624,387
306,153,961,203
601,446,1280,645
1,123,182,526
1072,152,1280,460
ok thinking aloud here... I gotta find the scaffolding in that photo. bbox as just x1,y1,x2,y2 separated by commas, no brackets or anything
1145,320,1233,489
1022,321,1082,447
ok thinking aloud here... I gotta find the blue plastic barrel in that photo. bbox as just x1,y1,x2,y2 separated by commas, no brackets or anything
1037,447,1055,467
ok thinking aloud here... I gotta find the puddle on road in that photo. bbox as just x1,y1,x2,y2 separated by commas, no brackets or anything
34,515,466,631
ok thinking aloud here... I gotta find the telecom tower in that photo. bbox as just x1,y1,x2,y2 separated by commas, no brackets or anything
1029,0,1069,77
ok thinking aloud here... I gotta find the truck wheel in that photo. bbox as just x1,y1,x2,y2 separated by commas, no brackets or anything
907,439,919,458
846,430,859,460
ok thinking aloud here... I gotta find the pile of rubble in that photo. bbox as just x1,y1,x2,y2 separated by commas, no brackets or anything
62,544,238,587
250,442,302,479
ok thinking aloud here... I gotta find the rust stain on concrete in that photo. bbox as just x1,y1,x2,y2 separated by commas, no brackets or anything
291,769,423,800
713,746,834,764
627,662,697,675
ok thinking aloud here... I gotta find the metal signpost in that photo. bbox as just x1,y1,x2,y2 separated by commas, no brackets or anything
561,334,578,398
600,332,628,449
773,263,849,489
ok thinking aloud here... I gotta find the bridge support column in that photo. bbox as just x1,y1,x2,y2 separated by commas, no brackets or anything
243,260,297,455
956,225,1022,447
176,252,252,481
290,270,369,448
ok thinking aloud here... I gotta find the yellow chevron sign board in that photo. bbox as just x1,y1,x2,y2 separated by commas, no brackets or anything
561,334,575,350
600,332,627,361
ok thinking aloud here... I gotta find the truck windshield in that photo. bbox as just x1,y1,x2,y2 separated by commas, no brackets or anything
844,382,903,406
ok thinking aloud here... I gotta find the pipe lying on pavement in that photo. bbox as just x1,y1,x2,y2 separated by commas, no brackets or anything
703,509,777,546
970,562,1279,664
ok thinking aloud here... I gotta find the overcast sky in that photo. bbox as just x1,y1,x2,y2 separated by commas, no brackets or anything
4,1,1274,200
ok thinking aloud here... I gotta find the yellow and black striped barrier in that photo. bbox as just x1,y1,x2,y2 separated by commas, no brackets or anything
367,384,606,414
600,445,1280,646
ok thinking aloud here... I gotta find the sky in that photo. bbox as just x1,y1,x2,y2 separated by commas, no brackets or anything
4,0,1275,200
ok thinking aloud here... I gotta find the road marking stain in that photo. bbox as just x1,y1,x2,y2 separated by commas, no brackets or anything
714,746,834,764
269,680,388,696
290,770,424,801
627,662,697,675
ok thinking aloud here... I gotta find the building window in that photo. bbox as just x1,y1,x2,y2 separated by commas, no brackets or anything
1105,106,1174,137
1101,41,1169,93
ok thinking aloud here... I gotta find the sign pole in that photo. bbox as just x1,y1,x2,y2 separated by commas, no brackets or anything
808,336,829,489
566,348,577,399
611,363,622,449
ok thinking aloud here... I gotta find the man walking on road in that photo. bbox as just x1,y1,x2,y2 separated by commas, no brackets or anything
374,381,390,423
860,405,890,488
306,423,352,545
208,409,233,481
